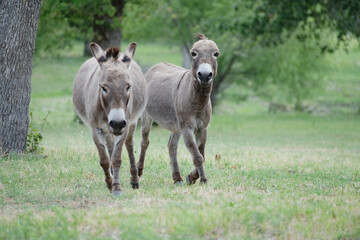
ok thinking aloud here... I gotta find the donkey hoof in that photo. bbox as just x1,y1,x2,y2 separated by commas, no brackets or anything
186,175,191,185
112,183,122,196
131,182,140,189
186,175,196,185
137,168,143,177
200,179,208,185
175,181,184,186
112,190,122,197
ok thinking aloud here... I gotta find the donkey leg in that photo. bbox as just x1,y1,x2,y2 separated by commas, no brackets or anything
137,112,153,177
92,128,112,192
196,128,207,160
110,127,128,196
125,123,140,189
168,132,183,184
186,128,208,183
105,134,115,175
181,128,207,185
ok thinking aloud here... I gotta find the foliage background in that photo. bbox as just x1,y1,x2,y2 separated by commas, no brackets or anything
35,0,360,109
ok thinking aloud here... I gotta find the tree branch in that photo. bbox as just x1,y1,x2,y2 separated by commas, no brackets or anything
218,53,238,81
211,53,239,104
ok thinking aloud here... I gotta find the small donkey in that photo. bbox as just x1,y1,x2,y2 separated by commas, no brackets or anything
73,42,146,196
137,33,220,185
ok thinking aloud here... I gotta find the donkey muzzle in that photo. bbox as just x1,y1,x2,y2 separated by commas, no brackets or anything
197,71,213,83
108,108,127,135
109,120,126,135
197,63,213,84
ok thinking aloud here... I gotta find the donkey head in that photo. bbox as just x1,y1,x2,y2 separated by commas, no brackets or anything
190,33,220,86
90,42,136,135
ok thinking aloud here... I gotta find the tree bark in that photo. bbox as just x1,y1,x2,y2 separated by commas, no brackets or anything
211,54,238,105
182,44,191,69
85,0,125,56
84,39,92,57
0,0,42,153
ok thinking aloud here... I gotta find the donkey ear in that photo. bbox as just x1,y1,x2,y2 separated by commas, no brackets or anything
90,42,107,64
121,42,137,66
196,33,208,40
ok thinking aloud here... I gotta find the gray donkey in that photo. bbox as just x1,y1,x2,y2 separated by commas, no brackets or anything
73,42,146,196
137,33,220,185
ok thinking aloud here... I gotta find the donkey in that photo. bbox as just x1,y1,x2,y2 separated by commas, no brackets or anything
137,33,220,185
73,42,147,196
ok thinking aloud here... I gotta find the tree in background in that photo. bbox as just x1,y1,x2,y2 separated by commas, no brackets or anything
123,0,360,108
36,0,360,108
123,0,247,104
0,0,42,153
248,0,360,50
245,34,325,111
36,0,125,56
243,0,360,110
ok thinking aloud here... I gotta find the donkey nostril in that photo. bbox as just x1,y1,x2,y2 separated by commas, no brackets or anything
109,120,126,130
119,120,126,128
198,71,213,82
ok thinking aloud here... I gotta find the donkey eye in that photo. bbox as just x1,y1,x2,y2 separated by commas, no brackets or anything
191,51,197,57
126,85,131,92
213,52,219,57
101,86,108,94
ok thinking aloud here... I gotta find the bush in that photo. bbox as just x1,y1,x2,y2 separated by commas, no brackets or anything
26,111,50,154
245,34,325,111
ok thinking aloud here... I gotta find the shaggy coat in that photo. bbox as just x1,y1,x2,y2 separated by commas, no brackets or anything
73,42,146,195
138,33,220,185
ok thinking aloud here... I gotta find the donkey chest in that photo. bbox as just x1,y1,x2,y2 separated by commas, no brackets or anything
184,113,208,131
177,105,210,130
195,117,206,130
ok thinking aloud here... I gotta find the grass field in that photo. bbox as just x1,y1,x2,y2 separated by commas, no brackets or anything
0,42,360,239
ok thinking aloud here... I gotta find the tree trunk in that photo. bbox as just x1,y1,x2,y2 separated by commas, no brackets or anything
85,0,125,56
84,39,92,57
210,76,222,105
93,18,122,50
182,45,191,69
0,0,42,153
210,54,238,106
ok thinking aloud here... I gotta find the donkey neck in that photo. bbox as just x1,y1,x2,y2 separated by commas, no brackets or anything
189,74,213,109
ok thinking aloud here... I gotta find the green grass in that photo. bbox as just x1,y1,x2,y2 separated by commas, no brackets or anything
1,42,360,239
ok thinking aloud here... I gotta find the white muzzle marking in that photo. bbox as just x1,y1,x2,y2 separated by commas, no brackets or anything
197,63,213,83
108,108,125,123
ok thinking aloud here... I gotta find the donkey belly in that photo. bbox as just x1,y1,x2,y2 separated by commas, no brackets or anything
145,83,179,132
146,99,179,132
145,62,188,133
148,111,179,133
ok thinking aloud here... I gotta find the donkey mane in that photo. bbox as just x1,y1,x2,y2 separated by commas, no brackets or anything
106,47,120,59
196,33,208,40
